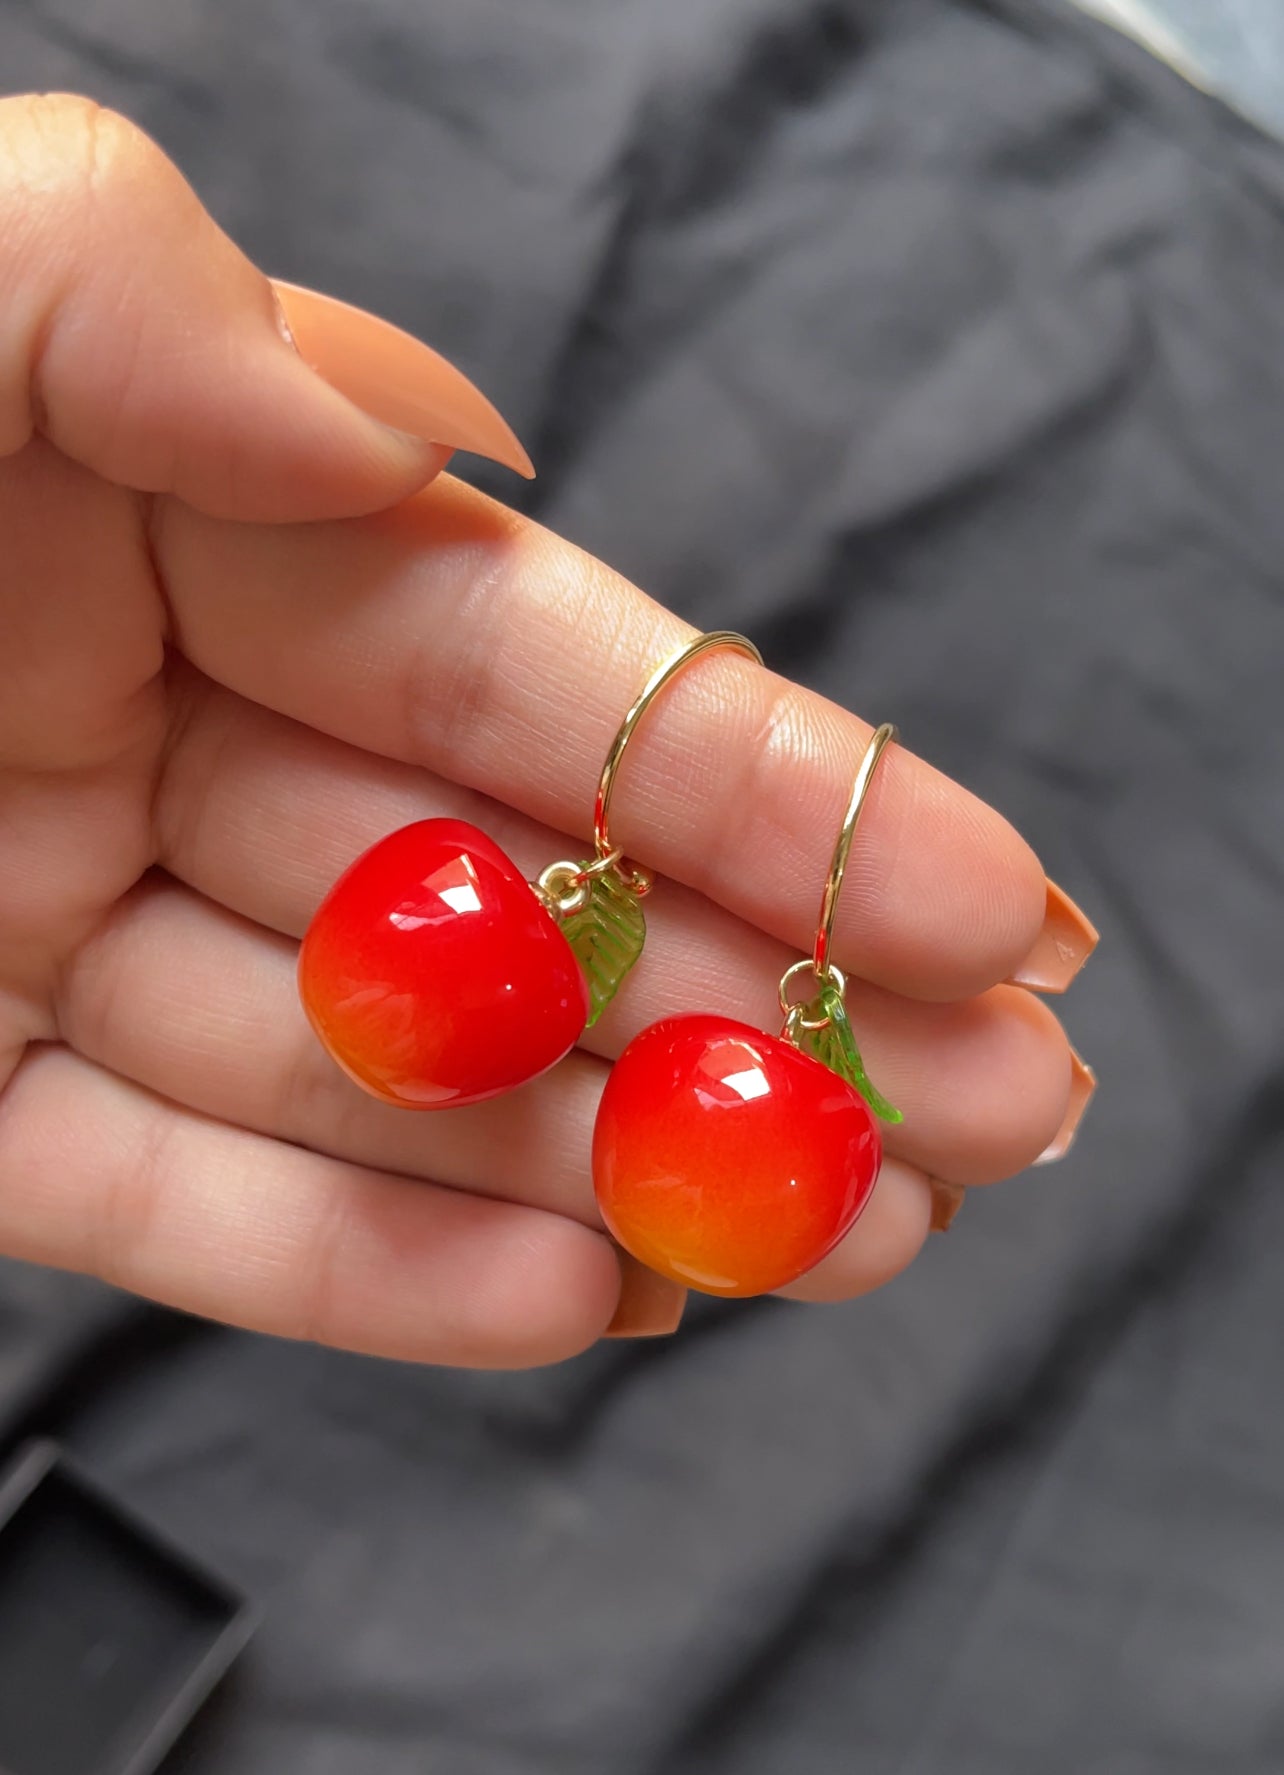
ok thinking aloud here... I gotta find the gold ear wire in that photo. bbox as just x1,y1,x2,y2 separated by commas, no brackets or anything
592,629,763,892
811,721,897,985
536,629,762,915
778,723,897,1019
778,722,903,1125
531,629,762,1027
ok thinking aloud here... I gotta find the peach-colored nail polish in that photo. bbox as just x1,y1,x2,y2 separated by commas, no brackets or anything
929,1179,967,1232
604,1251,687,1339
270,280,534,478
1008,880,1100,994
1035,1047,1097,1165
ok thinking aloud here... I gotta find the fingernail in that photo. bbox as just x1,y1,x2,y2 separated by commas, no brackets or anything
270,280,534,478
604,1251,687,1339
929,1179,967,1232
1008,880,1099,994
1035,1047,1097,1165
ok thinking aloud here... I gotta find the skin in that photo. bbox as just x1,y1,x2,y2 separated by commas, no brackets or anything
0,94,1077,1369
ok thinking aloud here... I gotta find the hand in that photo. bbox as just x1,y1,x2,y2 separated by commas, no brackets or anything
0,96,1095,1367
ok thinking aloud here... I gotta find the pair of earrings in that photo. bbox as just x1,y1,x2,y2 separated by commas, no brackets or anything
298,633,902,1299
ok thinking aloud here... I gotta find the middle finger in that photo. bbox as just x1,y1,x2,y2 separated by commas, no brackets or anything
155,673,1072,1181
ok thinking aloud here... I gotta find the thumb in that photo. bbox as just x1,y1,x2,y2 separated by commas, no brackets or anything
0,94,532,522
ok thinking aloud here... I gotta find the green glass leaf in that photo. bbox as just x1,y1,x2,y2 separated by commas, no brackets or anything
561,870,647,1027
796,984,903,1124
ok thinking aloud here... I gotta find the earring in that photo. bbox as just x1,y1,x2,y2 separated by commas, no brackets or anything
593,723,903,1298
298,631,762,1109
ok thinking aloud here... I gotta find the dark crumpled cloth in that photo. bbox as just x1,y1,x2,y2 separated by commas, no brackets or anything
3,1,1284,1769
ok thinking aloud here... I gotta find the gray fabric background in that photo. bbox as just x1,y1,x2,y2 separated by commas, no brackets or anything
2,1,1283,1769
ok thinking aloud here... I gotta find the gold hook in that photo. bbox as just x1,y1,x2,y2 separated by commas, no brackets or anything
778,722,897,1020
593,630,763,886
813,721,897,981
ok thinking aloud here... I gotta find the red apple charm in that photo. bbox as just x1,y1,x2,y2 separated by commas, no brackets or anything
299,819,589,1108
593,1014,882,1298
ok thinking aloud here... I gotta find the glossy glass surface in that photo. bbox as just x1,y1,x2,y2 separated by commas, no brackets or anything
593,1015,882,1298
299,819,589,1108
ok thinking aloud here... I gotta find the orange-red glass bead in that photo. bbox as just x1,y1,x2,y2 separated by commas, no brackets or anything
299,819,588,1109
593,1014,881,1297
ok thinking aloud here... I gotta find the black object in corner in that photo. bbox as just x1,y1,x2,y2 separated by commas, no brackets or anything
0,1441,254,1775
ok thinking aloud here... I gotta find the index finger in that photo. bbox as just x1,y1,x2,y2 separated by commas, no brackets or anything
155,476,1087,1000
